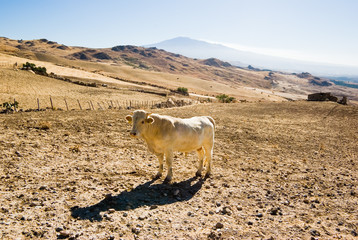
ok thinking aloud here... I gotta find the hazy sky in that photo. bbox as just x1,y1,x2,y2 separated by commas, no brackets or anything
1,0,357,66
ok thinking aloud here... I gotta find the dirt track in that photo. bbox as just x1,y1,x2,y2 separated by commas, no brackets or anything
0,102,357,239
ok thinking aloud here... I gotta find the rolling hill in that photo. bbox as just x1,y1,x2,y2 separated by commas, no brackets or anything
1,36,358,108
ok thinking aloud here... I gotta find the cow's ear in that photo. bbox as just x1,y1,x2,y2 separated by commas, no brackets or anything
125,115,133,123
146,117,154,124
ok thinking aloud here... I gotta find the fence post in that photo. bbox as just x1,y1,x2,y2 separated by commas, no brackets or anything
13,98,17,112
50,96,54,110
64,98,69,111
90,100,94,110
37,98,40,111
77,99,82,110
98,102,103,110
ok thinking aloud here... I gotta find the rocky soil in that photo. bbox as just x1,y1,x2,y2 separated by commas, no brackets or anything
0,102,357,239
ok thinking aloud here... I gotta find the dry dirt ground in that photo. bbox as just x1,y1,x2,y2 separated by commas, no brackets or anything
0,102,357,239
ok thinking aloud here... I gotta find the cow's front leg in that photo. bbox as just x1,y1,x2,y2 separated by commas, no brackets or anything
164,150,173,182
154,153,164,179
195,147,205,177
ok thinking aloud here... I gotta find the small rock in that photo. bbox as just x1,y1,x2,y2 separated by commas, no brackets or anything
59,230,71,238
138,214,147,220
215,222,224,229
247,221,253,225
15,151,23,157
29,202,38,207
256,213,263,218
108,208,115,213
123,212,128,217
237,206,243,211
39,185,47,190
132,227,141,234
269,208,280,216
310,229,320,237
222,183,230,188
17,194,24,198
150,205,158,210
222,206,232,215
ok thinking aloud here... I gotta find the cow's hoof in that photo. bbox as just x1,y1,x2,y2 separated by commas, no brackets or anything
195,171,202,178
163,176,172,183
204,173,211,179
153,173,162,180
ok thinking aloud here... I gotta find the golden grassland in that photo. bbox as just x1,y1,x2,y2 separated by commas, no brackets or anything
0,102,357,239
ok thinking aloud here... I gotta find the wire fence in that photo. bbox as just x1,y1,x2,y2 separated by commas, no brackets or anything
0,97,197,114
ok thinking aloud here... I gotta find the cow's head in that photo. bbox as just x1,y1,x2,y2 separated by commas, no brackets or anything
125,110,154,138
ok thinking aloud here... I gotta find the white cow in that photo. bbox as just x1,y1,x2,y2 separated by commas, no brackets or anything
126,110,215,182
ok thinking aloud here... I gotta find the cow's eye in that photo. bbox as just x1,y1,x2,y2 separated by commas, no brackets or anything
141,121,145,124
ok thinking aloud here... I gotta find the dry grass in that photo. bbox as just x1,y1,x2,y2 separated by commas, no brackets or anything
0,101,357,239
0,67,167,110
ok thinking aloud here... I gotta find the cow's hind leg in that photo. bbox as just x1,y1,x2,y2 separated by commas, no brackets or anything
154,153,164,179
203,144,213,178
164,150,173,183
195,147,205,177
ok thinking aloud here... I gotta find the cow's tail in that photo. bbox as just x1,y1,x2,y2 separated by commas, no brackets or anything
207,116,216,129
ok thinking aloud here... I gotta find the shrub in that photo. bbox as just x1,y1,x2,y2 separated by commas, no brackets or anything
177,87,189,95
216,94,235,103
22,62,47,76
1,101,18,112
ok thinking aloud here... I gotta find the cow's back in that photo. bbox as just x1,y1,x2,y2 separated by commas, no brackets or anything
172,116,215,152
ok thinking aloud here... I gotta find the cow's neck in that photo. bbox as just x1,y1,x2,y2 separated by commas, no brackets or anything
140,125,158,148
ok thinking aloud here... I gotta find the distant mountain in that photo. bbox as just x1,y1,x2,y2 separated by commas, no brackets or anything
145,37,358,80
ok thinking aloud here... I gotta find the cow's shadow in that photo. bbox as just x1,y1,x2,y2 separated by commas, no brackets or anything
71,177,204,221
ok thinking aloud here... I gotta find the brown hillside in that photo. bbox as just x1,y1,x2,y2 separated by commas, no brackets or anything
0,102,357,239
0,37,272,89
1,37,358,103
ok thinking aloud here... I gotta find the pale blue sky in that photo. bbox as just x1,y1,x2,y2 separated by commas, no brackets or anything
1,0,357,66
